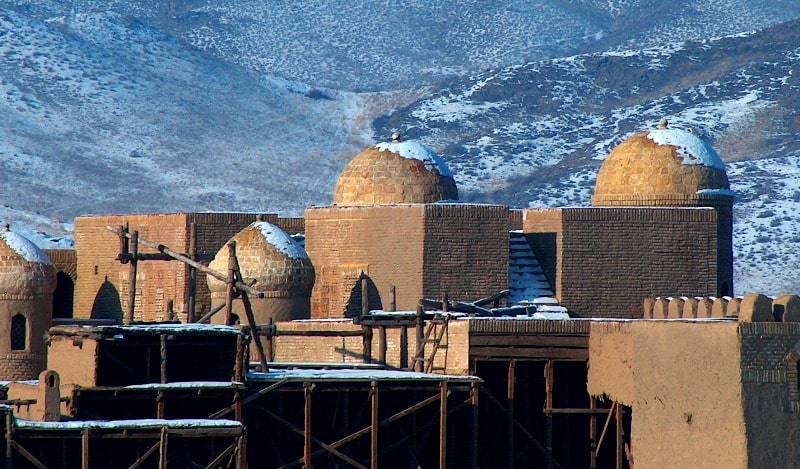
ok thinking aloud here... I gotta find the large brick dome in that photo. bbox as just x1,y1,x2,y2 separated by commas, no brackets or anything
0,229,56,297
208,222,315,298
333,139,458,205
592,125,731,207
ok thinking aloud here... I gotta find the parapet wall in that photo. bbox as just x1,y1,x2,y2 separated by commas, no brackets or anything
645,293,800,322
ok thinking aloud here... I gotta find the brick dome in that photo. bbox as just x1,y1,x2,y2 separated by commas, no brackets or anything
592,126,731,207
333,140,458,205
207,222,315,298
0,229,56,297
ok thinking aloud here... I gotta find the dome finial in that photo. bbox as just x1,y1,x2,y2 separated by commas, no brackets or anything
391,132,401,142
657,118,668,130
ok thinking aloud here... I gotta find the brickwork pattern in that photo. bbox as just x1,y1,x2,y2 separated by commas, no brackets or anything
43,249,77,281
306,206,426,318
422,204,509,303
740,322,800,385
333,147,458,205
524,207,721,319
0,353,46,381
75,213,270,322
275,217,305,235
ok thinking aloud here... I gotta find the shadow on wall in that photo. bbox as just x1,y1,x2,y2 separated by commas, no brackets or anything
344,274,383,318
91,277,123,321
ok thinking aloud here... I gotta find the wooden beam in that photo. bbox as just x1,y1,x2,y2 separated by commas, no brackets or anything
470,346,588,360
8,440,48,469
82,429,90,469
158,426,167,469
590,397,597,469
304,382,312,469
470,335,588,348
187,221,197,323
370,381,378,469
439,381,448,469
205,442,238,469
126,230,139,324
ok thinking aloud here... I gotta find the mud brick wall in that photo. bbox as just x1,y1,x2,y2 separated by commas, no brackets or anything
523,208,563,294
275,217,305,235
44,249,77,281
422,204,509,303
525,207,720,318
75,213,270,322
305,206,426,319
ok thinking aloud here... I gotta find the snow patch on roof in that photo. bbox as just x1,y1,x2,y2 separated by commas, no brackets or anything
253,221,309,260
375,141,453,178
15,418,243,430
647,128,726,170
249,368,480,382
0,231,51,264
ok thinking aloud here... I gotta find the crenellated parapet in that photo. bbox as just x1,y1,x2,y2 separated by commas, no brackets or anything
644,293,800,322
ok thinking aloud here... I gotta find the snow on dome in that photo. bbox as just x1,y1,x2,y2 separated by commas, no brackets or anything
647,128,726,170
0,231,51,264
333,140,459,205
254,221,309,260
374,141,454,178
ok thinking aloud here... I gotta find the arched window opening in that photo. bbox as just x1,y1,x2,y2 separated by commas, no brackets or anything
11,314,27,351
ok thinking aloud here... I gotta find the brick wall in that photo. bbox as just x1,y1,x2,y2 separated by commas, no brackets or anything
525,207,720,318
44,249,77,280
523,209,563,297
305,206,426,318
75,213,269,322
422,204,509,303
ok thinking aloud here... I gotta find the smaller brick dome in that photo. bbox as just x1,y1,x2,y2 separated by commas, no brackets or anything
0,228,56,297
333,139,458,205
592,124,731,207
207,222,315,298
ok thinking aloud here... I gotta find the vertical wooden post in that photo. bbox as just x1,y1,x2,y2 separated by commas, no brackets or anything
362,325,373,364
370,381,379,469
265,318,275,362
225,242,237,326
439,381,448,469
166,299,174,321
160,334,167,384
157,390,165,419
508,360,515,469
81,429,90,469
471,381,479,468
361,277,370,316
235,333,244,383
415,305,424,372
126,230,139,325
5,411,12,468
442,293,449,312
234,389,242,422
187,221,197,323
379,326,387,365
389,285,396,312
545,360,554,469
590,396,597,469
304,382,313,469
159,425,167,469
399,325,408,369
616,403,623,469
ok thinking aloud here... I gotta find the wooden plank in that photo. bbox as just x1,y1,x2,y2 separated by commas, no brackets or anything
470,346,588,360
9,441,48,469
470,335,588,348
205,442,237,469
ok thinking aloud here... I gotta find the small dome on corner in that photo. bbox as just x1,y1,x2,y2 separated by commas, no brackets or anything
0,228,57,296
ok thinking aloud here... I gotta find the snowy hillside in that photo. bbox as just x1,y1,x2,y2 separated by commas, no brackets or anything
11,0,800,91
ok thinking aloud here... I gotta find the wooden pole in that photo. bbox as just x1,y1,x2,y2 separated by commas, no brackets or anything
415,305,424,372
225,242,237,326
508,360,515,469
106,226,264,298
304,382,313,469
166,299,174,321
235,333,244,382
442,293,449,313
590,396,597,469
126,230,139,324
157,390,165,419
389,285,396,312
187,222,197,322
266,318,275,362
160,334,167,384
439,381,448,469
379,326,387,365
546,360,554,469
158,425,167,469
361,277,369,316
616,403,623,469
362,325,373,364
239,289,269,372
471,381,479,468
399,325,408,369
370,381,379,469
81,429,90,469
6,411,13,468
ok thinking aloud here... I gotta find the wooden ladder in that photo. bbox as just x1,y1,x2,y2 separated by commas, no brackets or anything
415,314,450,373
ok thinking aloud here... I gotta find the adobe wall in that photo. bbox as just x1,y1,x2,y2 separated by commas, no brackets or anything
422,204,509,303
739,322,800,468
588,320,746,468
75,213,270,322
525,208,719,318
46,336,98,387
270,319,471,374
305,206,426,318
